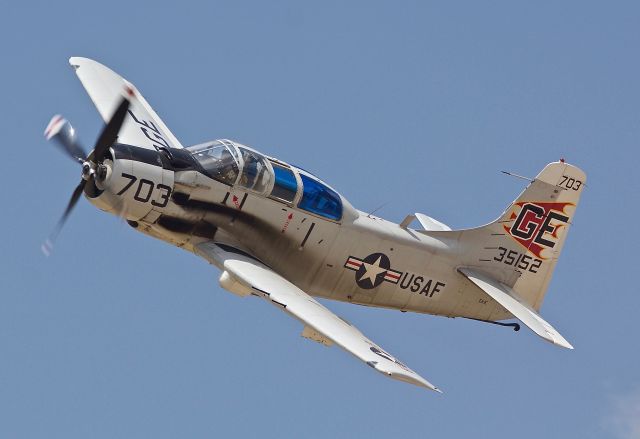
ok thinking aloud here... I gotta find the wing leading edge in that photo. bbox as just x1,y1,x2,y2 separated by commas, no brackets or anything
195,241,441,392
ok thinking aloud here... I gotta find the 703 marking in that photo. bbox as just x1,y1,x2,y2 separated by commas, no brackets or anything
117,173,172,208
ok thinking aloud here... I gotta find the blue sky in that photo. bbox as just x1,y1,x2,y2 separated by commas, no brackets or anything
1,1,639,438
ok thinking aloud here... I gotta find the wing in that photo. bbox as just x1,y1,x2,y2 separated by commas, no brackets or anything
69,57,184,150
459,268,573,349
195,241,441,392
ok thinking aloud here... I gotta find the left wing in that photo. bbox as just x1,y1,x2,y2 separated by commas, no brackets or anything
69,57,184,151
195,241,441,392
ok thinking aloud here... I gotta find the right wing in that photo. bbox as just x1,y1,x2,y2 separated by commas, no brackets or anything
195,241,441,392
69,57,184,151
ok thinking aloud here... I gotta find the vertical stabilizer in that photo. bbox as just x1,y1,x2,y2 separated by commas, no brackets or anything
426,161,586,312
470,161,585,310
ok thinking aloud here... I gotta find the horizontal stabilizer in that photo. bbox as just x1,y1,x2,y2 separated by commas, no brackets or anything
400,213,451,231
415,213,451,231
459,268,573,349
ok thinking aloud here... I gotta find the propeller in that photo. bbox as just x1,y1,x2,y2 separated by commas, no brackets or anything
44,115,87,162
42,97,130,256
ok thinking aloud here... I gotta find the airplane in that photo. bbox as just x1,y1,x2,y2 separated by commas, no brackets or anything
44,57,586,393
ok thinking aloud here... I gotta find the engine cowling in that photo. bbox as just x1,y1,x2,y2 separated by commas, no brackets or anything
86,145,175,221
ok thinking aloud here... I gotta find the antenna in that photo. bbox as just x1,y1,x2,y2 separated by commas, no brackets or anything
501,170,533,182
367,201,391,218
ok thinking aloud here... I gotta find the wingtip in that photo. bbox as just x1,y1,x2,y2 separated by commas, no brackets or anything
559,341,575,350
68,56,98,71
69,56,83,68
551,334,574,350
69,56,87,64
374,364,441,393
423,381,443,393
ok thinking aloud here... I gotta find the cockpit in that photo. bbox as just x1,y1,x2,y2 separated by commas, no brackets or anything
187,140,343,221
187,140,240,186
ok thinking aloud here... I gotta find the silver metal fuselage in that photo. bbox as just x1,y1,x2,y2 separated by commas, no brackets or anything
88,141,508,322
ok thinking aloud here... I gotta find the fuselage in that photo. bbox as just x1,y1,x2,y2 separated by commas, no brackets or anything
86,139,508,321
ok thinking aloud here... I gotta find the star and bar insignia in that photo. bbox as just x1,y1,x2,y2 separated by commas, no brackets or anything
344,253,402,290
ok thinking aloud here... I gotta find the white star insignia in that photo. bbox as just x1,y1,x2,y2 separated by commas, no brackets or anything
359,256,387,284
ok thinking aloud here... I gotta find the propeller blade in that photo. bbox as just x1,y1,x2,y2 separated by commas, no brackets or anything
92,97,130,163
44,115,87,163
42,179,87,256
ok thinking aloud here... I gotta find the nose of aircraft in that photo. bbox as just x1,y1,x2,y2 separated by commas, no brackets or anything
84,144,176,223
81,155,124,216
42,96,131,255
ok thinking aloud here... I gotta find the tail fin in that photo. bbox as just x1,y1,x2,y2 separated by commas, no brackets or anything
453,161,586,311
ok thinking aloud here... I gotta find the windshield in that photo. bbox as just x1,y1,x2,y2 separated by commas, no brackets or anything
187,141,239,185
